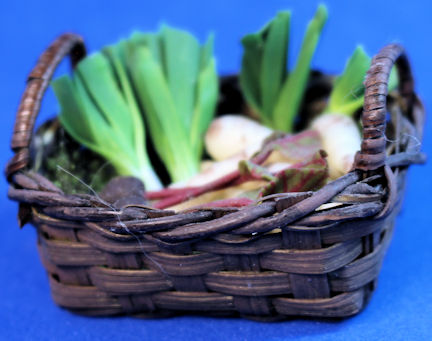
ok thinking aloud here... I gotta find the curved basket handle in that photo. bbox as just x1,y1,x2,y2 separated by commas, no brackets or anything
6,33,86,179
354,43,415,171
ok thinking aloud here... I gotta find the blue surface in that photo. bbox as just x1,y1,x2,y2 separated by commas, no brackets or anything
1,1,431,340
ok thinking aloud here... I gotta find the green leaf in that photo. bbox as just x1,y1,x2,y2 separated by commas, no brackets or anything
190,58,218,156
273,4,328,131
102,41,150,170
260,11,290,120
52,51,162,189
75,53,134,144
72,72,137,169
389,66,398,92
127,28,217,183
130,31,163,63
325,45,399,116
160,25,200,129
54,76,137,178
200,33,215,69
326,46,370,114
239,34,264,120
53,26,217,187
52,75,95,147
127,45,198,181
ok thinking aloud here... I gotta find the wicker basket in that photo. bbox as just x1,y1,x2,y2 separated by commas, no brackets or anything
6,33,426,320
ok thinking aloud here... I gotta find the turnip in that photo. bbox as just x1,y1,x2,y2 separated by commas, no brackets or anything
204,115,273,161
310,113,360,178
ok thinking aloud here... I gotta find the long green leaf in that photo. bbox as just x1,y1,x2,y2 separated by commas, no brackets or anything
53,26,216,187
273,4,328,132
102,41,148,168
73,72,137,165
53,76,139,177
190,58,218,155
52,76,95,147
260,11,290,120
128,45,198,181
326,46,370,114
325,46,399,116
130,31,163,65
239,34,264,120
75,53,134,144
200,33,214,70
161,25,200,129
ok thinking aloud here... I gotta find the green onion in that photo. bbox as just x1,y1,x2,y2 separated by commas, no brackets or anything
240,4,327,132
52,26,218,188
127,26,218,182
324,45,398,116
52,53,162,190
273,4,328,131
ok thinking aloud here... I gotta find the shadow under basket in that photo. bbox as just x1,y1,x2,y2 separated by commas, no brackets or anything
6,34,426,320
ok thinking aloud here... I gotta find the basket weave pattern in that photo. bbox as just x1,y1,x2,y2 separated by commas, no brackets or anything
6,34,425,319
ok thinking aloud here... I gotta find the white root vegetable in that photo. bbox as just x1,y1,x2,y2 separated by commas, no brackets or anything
205,115,273,161
201,112,360,183
310,113,361,178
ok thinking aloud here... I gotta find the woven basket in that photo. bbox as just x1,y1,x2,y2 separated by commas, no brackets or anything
6,33,426,320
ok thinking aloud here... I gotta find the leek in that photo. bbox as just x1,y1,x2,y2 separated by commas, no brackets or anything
52,53,162,190
325,45,398,115
127,26,218,182
240,4,328,132
52,26,218,188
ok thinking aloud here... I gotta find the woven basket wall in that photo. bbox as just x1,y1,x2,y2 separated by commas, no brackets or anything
6,34,426,320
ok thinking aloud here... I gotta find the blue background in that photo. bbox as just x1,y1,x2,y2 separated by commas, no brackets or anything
1,1,431,340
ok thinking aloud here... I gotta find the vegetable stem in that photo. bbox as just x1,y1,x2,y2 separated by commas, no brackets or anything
273,4,328,132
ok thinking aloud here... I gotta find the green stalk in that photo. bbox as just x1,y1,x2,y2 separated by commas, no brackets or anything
273,4,328,132
53,25,217,188
324,45,399,116
127,45,200,182
260,11,290,122
52,51,163,190
127,27,217,183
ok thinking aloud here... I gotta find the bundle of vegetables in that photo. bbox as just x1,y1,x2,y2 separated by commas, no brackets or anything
52,26,218,190
239,5,328,132
50,4,398,210
147,130,328,209
155,5,399,209
239,5,398,179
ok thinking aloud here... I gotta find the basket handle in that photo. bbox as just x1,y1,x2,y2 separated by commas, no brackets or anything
354,43,415,171
5,33,86,179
